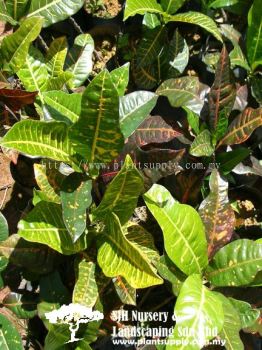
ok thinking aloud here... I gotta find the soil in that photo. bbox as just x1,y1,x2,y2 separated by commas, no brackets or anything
85,0,122,19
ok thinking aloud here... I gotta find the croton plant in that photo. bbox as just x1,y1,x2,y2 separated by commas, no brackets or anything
0,0,261,349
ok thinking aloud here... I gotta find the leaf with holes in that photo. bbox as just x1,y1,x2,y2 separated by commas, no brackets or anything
1,16,43,72
199,170,235,258
166,274,224,350
60,173,92,241
120,91,158,138
18,202,89,255
206,239,262,286
144,184,208,275
190,129,215,157
218,107,262,146
157,77,205,115
46,36,68,77
93,155,144,225
27,0,84,27
73,259,98,307
97,213,163,289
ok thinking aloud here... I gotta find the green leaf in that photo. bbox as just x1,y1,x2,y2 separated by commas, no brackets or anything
206,239,262,286
34,163,60,204
190,129,215,157
247,0,262,70
230,44,251,71
144,184,208,275
0,314,23,350
143,13,161,29
18,202,89,255
161,0,186,14
65,34,94,88
1,16,44,72
44,71,73,91
124,0,163,20
165,12,223,42
199,170,235,258
165,29,189,74
27,0,84,27
17,47,48,103
93,155,144,225
73,259,98,307
218,107,262,146
0,1,18,25
208,46,236,140
0,212,8,242
97,213,163,288
60,173,92,242
184,107,200,135
70,69,124,165
3,292,38,319
113,276,136,306
167,274,224,350
43,91,81,125
120,91,158,138
156,77,205,115
215,293,244,350
0,234,57,274
216,147,250,174
46,36,68,77
5,0,29,20
0,120,75,165
40,270,70,303
110,63,130,96
229,298,260,328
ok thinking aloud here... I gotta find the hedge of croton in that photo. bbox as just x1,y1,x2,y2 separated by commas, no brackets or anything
0,0,261,349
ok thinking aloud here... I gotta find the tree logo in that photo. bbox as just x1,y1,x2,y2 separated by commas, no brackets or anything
45,303,104,343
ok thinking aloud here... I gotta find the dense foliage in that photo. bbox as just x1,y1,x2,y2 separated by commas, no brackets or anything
0,0,261,349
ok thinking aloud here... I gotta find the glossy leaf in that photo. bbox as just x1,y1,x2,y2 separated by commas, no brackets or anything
65,34,94,88
1,17,43,72
18,202,89,255
93,155,144,225
44,91,81,125
129,115,182,146
166,29,189,74
218,107,262,146
113,276,136,306
60,173,92,241
119,91,158,138
0,212,8,242
144,184,208,275
0,120,74,164
143,13,161,29
230,44,250,71
208,46,236,139
0,314,23,350
215,293,244,350
161,0,186,14
46,36,68,77
73,259,98,307
199,170,235,257
3,292,38,319
167,274,224,350
110,63,130,96
27,0,84,27
124,0,163,20
190,129,215,157
206,239,262,286
166,12,223,42
247,0,262,70
216,147,250,174
97,213,163,289
70,70,124,164
5,0,29,20
0,234,57,273
229,298,260,328
44,71,73,91
157,77,205,115
0,2,18,24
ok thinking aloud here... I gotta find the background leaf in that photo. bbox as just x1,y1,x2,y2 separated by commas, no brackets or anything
247,0,262,70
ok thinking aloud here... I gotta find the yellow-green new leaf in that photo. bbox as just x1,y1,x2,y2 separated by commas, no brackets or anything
73,259,98,307
18,202,88,255
144,184,208,275
34,164,61,204
1,17,43,72
27,0,84,27
165,12,223,42
92,155,144,225
97,213,163,289
46,36,68,77
0,120,74,165
167,274,224,350
124,0,163,20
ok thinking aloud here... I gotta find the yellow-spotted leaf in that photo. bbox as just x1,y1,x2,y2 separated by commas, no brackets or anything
34,164,61,204
46,36,68,77
97,213,163,289
144,184,208,275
